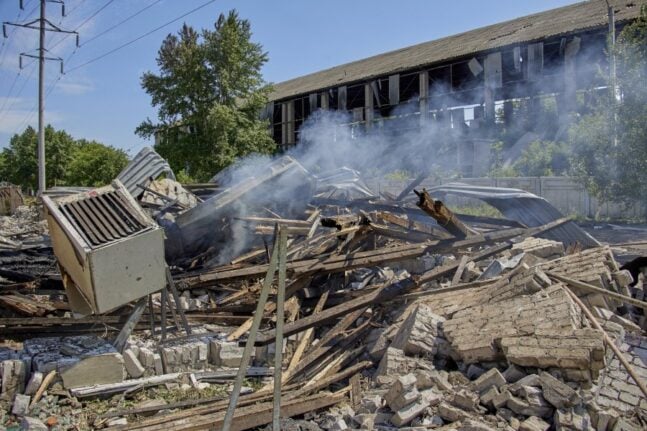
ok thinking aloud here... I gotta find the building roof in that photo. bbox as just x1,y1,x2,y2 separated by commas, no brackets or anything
269,0,644,102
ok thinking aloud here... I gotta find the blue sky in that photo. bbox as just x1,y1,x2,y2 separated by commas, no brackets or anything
0,0,580,156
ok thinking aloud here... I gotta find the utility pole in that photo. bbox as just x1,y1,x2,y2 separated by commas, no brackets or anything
607,3,618,148
3,0,78,195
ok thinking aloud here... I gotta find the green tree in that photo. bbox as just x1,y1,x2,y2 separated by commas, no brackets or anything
570,6,647,210
136,10,276,181
514,140,570,177
1,126,129,190
0,125,75,190
65,140,129,187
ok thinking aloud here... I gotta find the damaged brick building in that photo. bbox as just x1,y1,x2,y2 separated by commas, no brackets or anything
266,0,644,176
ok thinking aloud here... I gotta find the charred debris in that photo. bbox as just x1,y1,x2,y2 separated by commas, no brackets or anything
0,149,646,431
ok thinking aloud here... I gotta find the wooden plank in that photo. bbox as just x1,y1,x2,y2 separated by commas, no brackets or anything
71,373,183,398
113,298,147,352
226,276,311,342
181,218,569,287
255,225,312,235
230,248,266,265
284,307,366,382
285,290,330,379
287,361,371,401
550,272,647,311
253,277,410,346
273,228,288,430
119,390,347,431
414,188,477,238
30,370,56,407
236,216,311,226
222,229,281,431
451,255,470,286
350,374,362,409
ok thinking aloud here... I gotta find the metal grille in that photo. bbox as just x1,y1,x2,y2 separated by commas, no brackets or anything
59,191,148,248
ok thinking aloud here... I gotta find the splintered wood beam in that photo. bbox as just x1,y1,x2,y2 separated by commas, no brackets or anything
180,217,570,287
285,289,330,379
413,188,477,238
109,390,347,431
253,278,415,346
113,298,147,353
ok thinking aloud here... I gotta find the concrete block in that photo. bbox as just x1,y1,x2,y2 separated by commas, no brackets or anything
375,347,433,379
391,399,429,426
519,416,550,431
153,353,163,375
451,388,479,411
24,371,43,396
353,413,375,429
492,389,513,409
215,342,246,367
138,347,155,368
384,373,419,411
61,353,124,389
391,303,448,357
479,386,500,408
420,388,443,406
594,409,619,431
472,367,506,393
458,419,497,431
123,349,145,379
357,394,382,413
20,417,48,430
538,371,579,409
437,401,471,423
554,408,594,431
1,359,26,398
507,393,553,418
415,369,453,392
11,393,31,416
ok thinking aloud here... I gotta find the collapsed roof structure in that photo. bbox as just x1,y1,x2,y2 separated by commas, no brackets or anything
0,147,645,430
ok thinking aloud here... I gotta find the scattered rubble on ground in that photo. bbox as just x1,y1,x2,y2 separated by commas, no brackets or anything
0,149,646,430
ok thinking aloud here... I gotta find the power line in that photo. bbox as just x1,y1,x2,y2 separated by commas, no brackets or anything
0,1,40,67
66,0,216,73
10,72,62,136
3,62,39,134
65,0,86,18
0,72,22,116
82,0,163,47
47,0,115,52
57,0,85,24
0,61,38,123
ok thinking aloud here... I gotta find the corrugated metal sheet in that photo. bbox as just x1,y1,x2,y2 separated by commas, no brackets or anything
117,147,175,198
427,183,600,248
270,0,644,101
44,187,93,199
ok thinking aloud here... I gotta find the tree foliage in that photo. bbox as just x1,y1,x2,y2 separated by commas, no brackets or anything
65,140,129,187
0,125,128,190
570,6,647,209
136,10,276,181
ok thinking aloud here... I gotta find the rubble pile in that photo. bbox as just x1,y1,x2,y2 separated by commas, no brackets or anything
0,153,646,430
